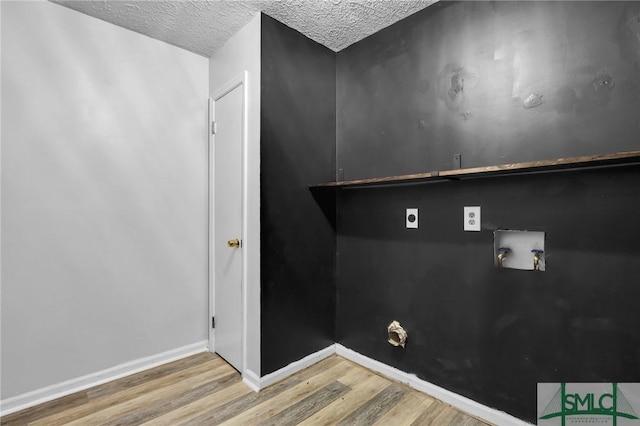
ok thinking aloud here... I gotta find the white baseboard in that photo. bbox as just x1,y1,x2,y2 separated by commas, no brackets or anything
0,340,208,417
335,344,531,426
1,340,530,425
242,369,261,393
252,344,336,391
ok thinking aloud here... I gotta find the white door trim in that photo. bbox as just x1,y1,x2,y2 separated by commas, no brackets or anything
209,71,249,374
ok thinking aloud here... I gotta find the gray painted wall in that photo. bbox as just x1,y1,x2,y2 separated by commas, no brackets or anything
1,1,209,398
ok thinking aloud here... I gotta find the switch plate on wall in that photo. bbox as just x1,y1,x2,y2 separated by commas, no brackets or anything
464,206,481,231
406,208,418,229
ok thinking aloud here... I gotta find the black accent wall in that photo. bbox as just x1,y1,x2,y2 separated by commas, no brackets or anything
260,14,337,375
258,2,640,421
336,167,640,422
335,1,640,423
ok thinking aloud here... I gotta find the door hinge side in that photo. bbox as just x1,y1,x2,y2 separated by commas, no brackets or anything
212,316,215,329
211,121,217,135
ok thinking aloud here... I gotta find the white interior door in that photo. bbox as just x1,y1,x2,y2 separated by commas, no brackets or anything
210,76,245,372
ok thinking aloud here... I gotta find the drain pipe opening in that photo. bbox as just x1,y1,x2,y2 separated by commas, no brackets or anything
387,320,407,348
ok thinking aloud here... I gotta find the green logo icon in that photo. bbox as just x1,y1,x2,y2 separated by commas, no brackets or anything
540,383,639,426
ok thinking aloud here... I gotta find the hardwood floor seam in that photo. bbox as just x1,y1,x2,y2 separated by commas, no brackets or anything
257,381,350,426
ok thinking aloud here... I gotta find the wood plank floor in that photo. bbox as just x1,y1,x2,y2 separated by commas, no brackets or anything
1,353,490,426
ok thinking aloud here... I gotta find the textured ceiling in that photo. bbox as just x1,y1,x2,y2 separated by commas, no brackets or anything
52,0,438,57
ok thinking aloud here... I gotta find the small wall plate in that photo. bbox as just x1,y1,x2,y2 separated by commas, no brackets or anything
464,206,481,231
406,208,418,229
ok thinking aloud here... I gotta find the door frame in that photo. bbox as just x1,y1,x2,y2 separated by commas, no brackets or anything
209,71,249,374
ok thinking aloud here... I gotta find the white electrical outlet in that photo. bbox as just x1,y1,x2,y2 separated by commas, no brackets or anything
464,206,481,231
406,208,418,229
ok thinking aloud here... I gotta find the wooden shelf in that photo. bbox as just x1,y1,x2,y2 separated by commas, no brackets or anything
310,150,640,189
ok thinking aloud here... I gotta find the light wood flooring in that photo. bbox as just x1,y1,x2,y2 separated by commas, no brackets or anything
1,352,490,425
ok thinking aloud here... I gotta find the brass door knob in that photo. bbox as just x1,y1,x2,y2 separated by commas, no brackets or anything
227,238,240,248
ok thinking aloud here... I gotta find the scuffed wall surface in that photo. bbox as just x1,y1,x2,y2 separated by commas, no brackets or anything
337,1,640,181
335,1,640,422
